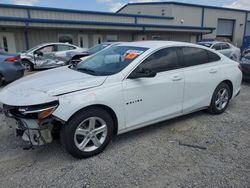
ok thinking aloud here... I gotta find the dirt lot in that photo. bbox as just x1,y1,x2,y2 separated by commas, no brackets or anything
0,82,250,188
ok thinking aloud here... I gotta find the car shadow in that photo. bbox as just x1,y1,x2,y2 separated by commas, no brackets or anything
113,110,207,144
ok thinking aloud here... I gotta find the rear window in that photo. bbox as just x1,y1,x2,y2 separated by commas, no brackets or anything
207,51,221,62
181,47,220,67
221,43,230,50
198,43,212,48
182,47,209,67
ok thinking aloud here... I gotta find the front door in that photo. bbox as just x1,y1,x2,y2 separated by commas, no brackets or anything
33,44,56,68
78,34,89,49
123,47,184,129
0,32,16,53
93,34,103,46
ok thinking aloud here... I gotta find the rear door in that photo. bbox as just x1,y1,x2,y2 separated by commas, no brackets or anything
179,47,222,113
55,44,78,62
123,47,184,128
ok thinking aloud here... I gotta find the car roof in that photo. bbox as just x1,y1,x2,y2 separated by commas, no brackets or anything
116,40,203,49
198,41,229,45
39,42,78,47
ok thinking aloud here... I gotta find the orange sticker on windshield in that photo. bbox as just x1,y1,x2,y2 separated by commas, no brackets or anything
125,53,138,60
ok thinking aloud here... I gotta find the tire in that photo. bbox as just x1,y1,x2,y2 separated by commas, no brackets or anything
60,108,114,158
21,60,34,72
208,82,231,114
0,74,4,87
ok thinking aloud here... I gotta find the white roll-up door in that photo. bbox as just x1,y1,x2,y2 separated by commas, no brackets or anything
246,21,250,36
217,19,234,36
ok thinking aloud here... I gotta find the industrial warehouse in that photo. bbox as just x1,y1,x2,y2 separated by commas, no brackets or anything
0,1,250,53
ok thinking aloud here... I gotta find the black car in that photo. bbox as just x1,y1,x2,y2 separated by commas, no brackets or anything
0,50,25,86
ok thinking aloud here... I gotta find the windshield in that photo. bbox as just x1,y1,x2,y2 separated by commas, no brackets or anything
198,43,213,48
87,43,112,55
75,46,148,76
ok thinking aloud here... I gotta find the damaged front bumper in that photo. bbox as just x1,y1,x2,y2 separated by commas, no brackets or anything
0,103,60,146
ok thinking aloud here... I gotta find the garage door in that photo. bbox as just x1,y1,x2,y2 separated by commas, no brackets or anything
246,21,250,36
217,19,235,38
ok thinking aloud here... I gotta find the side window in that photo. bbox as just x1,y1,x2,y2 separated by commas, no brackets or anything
57,45,75,51
212,44,221,50
221,43,230,50
138,47,179,73
207,50,221,62
37,45,55,53
181,47,209,67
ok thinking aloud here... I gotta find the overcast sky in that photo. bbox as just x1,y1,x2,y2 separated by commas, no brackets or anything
0,0,249,12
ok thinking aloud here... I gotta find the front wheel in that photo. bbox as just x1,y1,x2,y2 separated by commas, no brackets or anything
208,82,231,114
22,60,34,72
60,108,114,158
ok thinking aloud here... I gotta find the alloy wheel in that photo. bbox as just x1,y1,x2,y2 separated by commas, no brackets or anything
22,62,32,72
215,88,229,111
74,117,108,152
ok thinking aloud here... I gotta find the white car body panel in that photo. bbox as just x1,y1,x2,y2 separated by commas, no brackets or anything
123,69,184,128
0,66,107,106
0,41,242,136
182,62,222,113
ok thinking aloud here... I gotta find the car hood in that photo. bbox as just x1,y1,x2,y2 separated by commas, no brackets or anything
0,66,107,106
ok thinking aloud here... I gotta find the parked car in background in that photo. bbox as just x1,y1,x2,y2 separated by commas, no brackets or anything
0,50,24,87
69,42,119,65
240,54,250,81
0,41,242,158
21,43,86,71
198,41,241,61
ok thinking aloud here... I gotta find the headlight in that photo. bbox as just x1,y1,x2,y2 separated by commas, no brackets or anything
18,101,59,120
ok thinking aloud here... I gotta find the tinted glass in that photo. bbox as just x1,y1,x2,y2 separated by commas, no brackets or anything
76,46,148,76
198,43,212,48
182,47,209,67
212,44,221,50
87,44,111,54
208,51,221,62
139,47,179,73
221,43,230,50
57,45,75,51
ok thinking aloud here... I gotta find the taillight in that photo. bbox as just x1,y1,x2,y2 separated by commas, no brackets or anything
5,56,20,63
238,64,243,72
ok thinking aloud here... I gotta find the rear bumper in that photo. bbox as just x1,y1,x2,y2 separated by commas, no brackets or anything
2,62,25,83
241,63,250,81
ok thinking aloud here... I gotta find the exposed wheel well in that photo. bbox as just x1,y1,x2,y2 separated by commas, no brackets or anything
221,80,233,99
69,104,118,135
21,58,33,65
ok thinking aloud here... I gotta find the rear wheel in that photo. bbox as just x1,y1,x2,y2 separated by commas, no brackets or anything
209,82,231,114
60,108,114,158
22,60,33,72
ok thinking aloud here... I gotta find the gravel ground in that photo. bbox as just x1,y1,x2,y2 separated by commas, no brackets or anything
0,82,250,188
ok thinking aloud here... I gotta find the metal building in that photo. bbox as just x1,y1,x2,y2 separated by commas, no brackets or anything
0,2,249,53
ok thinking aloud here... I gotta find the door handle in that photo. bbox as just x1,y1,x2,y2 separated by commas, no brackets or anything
172,75,183,81
209,69,217,74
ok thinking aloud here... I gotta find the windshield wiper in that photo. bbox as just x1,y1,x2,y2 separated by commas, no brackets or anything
77,68,97,75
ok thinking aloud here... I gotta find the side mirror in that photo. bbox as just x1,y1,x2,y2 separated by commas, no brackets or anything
34,51,43,56
128,68,157,79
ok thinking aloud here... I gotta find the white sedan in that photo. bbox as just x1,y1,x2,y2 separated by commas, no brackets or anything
0,41,242,158
198,41,241,62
